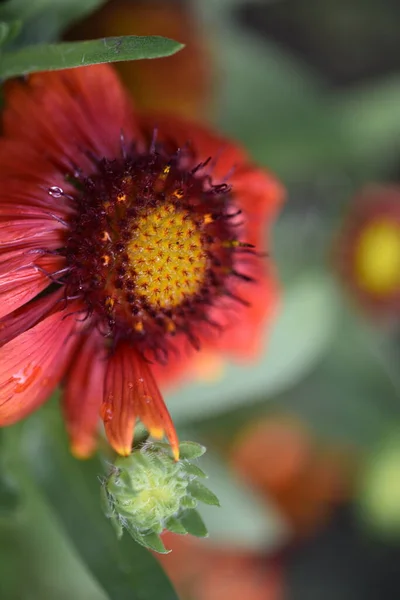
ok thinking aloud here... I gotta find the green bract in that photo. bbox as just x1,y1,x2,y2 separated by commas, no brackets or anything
101,441,219,553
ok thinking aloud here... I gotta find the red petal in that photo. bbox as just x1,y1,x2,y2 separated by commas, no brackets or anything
138,113,248,182
101,344,137,457
134,354,179,461
0,309,78,425
0,254,63,319
0,288,63,346
0,143,75,218
0,250,38,278
3,65,139,171
233,166,284,247
102,344,179,459
214,268,279,359
0,218,64,248
63,330,106,459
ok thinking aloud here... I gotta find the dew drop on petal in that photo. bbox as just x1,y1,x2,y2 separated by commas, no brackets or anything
48,186,64,198
101,395,114,423
12,364,41,393
103,408,113,423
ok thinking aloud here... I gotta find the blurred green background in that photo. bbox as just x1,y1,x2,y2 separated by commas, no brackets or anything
1,0,400,598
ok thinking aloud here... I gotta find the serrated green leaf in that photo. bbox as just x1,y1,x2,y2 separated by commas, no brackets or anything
178,442,206,460
180,461,207,479
0,35,184,80
179,509,208,538
187,481,220,507
165,516,187,535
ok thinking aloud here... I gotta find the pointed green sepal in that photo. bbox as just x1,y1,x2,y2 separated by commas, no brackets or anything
187,481,220,507
179,509,208,538
180,462,207,479
165,516,188,535
179,442,206,460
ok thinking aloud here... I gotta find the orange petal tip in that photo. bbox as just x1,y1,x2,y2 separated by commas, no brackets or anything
114,444,132,457
149,426,164,439
70,439,96,460
171,443,180,462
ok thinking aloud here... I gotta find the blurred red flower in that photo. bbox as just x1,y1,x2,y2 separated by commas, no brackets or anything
67,0,211,120
0,64,283,458
334,185,400,318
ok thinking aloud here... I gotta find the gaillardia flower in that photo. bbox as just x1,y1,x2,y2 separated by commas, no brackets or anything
0,65,282,458
335,186,400,317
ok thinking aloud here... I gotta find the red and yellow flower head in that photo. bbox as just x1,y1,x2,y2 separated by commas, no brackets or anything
0,64,283,459
335,185,400,317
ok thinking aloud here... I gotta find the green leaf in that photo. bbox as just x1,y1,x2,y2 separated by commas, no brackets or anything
0,431,20,517
0,35,184,80
0,428,108,600
0,473,20,517
123,522,170,554
179,509,208,538
168,274,339,424
0,0,107,45
180,495,197,510
139,532,169,555
165,516,187,535
187,481,220,507
180,462,207,479
178,441,206,460
0,20,21,47
22,405,179,600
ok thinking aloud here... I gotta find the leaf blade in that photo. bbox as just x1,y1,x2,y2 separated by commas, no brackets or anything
23,408,179,600
0,35,184,80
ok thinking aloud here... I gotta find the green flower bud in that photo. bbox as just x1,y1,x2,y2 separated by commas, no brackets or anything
101,441,219,553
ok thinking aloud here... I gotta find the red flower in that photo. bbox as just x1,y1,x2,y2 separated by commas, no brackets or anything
231,416,354,537
335,185,400,317
0,65,283,458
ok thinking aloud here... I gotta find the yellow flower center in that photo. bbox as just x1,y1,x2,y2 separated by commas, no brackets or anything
127,204,207,309
354,219,400,295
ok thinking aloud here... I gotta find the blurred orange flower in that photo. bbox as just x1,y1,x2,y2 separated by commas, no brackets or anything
157,533,284,600
231,416,355,536
334,185,400,318
67,0,211,119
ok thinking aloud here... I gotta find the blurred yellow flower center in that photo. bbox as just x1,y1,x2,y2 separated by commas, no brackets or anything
355,220,400,295
127,204,207,309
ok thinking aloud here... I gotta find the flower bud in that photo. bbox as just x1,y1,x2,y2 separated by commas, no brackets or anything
101,441,219,553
